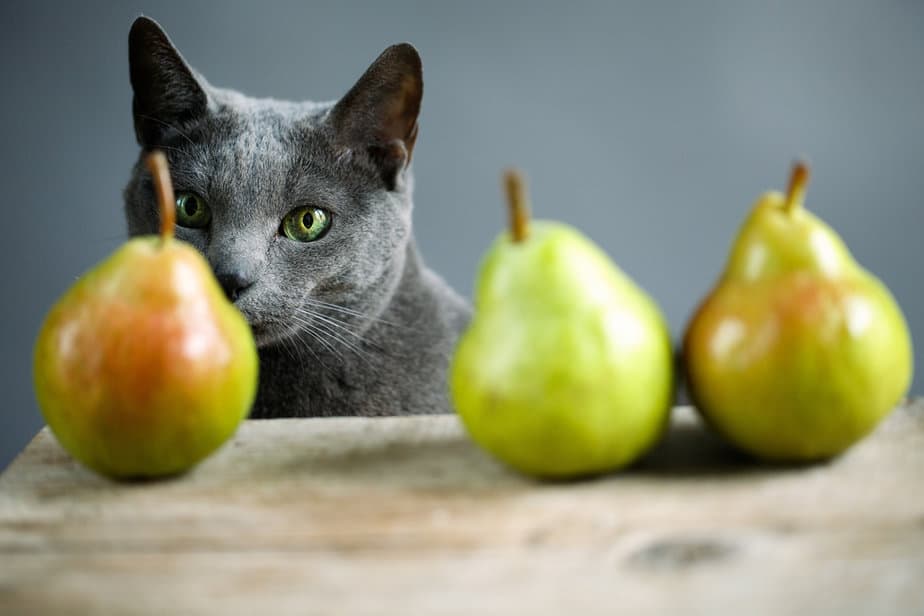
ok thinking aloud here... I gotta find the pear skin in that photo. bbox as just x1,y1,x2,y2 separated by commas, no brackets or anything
451,170,674,478
683,162,913,461
33,152,258,479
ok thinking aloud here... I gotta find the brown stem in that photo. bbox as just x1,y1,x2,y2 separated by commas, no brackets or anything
503,168,530,243
145,151,175,243
783,160,810,213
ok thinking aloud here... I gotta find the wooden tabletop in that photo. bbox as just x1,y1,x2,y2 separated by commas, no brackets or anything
1,401,922,615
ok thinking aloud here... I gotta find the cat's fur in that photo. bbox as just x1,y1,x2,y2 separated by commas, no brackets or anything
123,17,470,417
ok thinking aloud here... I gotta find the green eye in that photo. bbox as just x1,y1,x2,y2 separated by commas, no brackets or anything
281,206,331,242
175,193,211,228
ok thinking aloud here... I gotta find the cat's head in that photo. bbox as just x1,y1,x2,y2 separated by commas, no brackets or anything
123,17,422,348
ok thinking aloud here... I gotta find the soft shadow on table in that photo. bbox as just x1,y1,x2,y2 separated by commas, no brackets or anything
257,411,819,489
627,412,821,480
9,408,831,500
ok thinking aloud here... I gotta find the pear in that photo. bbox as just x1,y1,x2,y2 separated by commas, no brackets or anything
450,170,674,478
683,162,913,462
33,152,258,479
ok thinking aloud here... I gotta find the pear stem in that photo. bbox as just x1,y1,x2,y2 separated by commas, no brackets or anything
145,150,175,244
504,168,530,243
783,160,810,214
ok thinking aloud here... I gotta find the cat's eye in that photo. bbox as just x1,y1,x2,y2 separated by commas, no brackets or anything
281,206,331,242
175,192,211,228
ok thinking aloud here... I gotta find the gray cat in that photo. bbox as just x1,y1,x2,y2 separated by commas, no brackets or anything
123,17,470,418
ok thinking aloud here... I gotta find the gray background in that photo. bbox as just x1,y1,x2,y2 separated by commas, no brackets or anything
1,1,921,470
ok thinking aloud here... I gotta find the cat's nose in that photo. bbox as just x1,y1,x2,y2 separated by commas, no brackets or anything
215,271,254,302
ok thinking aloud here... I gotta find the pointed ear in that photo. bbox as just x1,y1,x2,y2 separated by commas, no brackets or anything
128,16,208,147
329,43,423,190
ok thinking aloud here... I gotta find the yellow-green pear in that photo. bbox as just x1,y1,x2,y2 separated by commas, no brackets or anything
450,170,674,478
683,162,913,461
33,152,258,479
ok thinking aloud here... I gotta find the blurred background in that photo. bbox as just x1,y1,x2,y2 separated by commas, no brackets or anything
1,1,921,469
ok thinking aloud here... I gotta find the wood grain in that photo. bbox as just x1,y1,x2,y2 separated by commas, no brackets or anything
1,402,922,615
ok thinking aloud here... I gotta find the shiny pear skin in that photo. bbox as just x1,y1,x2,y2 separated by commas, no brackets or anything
33,237,259,479
451,222,674,478
683,187,913,462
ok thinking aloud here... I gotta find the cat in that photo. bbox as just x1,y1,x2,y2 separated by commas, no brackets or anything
123,17,471,418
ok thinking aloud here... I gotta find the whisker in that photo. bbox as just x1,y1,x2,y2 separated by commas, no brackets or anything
290,314,348,363
287,327,332,374
319,329,371,363
279,332,300,364
301,296,368,315
133,113,196,146
292,313,374,366
301,298,374,320
301,297,407,329
150,144,190,157
324,330,374,364
295,307,385,352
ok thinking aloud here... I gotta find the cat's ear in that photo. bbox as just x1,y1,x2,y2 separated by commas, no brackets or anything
329,43,423,190
128,16,208,147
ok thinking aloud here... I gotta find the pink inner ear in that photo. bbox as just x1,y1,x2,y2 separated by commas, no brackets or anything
329,43,423,183
379,73,422,144
376,77,420,163
404,121,419,164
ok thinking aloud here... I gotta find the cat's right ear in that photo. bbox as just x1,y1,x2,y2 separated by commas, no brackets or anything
128,17,207,147
328,44,423,191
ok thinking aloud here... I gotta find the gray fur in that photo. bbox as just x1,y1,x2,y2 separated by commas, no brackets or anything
123,17,470,417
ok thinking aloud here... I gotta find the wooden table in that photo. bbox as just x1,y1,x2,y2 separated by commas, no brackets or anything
1,402,922,615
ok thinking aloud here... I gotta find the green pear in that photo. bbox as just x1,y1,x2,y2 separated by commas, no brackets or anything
33,152,258,479
683,162,913,461
450,170,674,478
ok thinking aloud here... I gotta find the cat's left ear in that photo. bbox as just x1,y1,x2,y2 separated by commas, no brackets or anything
129,16,208,147
328,43,423,191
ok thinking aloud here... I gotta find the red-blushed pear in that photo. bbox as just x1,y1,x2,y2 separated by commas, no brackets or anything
33,152,258,479
450,170,674,479
683,162,913,462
